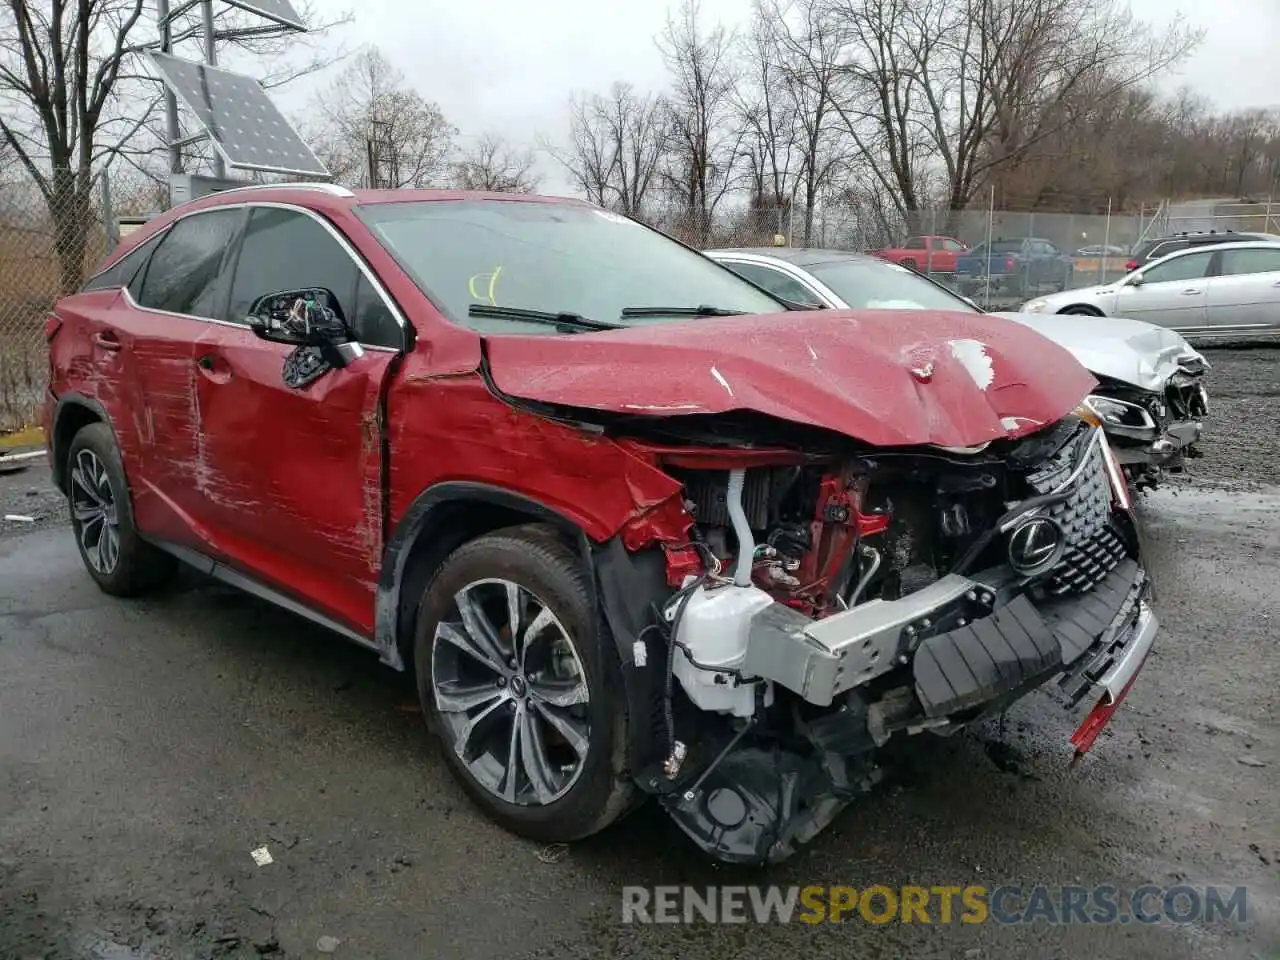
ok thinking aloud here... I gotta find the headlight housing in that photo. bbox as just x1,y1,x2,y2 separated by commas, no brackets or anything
1022,299,1050,313
1085,394,1156,429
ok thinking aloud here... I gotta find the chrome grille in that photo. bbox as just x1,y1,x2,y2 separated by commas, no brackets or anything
1025,430,1123,595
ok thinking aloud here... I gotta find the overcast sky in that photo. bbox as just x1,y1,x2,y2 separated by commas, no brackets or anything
270,0,1279,193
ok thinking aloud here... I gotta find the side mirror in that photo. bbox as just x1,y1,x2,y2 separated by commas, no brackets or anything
247,287,350,347
1126,274,1145,287
246,287,363,372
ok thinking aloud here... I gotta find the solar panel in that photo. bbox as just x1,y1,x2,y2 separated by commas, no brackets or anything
148,52,328,177
220,0,306,30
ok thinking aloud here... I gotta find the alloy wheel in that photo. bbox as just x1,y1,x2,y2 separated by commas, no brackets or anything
70,448,120,575
431,578,591,806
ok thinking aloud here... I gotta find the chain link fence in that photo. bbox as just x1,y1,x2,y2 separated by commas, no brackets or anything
684,203,1164,311
0,172,161,432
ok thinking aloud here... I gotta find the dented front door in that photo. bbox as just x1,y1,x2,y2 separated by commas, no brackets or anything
188,205,400,637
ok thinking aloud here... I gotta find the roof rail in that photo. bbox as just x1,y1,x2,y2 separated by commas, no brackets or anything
204,182,356,199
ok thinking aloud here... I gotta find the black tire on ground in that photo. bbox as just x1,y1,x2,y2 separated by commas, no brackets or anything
901,258,918,271
413,524,636,843
1060,305,1104,316
65,422,176,596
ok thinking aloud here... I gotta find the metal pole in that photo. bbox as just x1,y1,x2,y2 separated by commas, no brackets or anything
201,0,225,178
983,185,994,307
101,175,118,254
1100,196,1112,284
156,0,183,187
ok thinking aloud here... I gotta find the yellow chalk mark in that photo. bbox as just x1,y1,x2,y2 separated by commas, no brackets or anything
467,265,503,305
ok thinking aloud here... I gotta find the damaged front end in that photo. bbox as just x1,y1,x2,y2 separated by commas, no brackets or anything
1087,353,1209,490
612,411,1157,865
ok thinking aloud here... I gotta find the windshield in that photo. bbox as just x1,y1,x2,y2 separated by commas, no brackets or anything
354,200,785,334
807,258,981,313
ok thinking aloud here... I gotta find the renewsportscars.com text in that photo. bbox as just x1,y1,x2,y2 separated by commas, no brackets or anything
621,884,1249,926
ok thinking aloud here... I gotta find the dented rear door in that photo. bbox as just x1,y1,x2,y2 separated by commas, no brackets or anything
122,207,245,547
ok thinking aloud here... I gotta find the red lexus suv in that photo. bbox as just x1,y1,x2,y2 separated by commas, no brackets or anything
44,183,1159,864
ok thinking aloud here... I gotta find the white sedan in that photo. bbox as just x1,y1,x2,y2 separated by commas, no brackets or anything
1019,239,1280,340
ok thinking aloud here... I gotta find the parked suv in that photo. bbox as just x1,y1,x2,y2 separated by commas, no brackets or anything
44,184,1158,864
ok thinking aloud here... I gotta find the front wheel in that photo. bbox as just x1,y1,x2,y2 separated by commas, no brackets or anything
65,423,175,596
414,525,635,843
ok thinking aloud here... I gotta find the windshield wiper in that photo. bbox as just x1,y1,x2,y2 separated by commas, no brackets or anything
619,304,748,318
467,304,624,331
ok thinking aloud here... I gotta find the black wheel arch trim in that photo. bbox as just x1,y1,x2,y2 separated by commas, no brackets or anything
375,480,603,670
50,392,117,493
375,480,668,774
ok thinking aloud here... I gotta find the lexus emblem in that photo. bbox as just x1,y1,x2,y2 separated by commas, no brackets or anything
1007,517,1065,575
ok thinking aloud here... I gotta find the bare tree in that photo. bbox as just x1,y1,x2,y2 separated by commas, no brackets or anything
820,0,1200,233
548,83,667,215
449,133,541,193
735,5,801,236
0,0,156,292
306,46,455,188
756,0,846,245
656,0,746,243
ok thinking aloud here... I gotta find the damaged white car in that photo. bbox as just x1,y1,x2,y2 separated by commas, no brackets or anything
706,247,1210,490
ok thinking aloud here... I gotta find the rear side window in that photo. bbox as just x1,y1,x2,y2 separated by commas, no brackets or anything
81,230,167,293
1219,248,1280,276
137,209,243,316
227,207,359,327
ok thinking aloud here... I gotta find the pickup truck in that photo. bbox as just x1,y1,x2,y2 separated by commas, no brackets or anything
868,235,968,275
954,238,1075,299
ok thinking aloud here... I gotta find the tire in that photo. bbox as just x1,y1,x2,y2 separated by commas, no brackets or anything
414,524,635,843
65,422,176,596
1060,305,1103,316
901,258,918,271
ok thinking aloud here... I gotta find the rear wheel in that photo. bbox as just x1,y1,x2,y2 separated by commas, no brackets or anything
66,423,175,596
414,525,635,842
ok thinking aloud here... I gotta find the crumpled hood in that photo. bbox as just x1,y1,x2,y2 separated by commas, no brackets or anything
483,309,1097,448
992,311,1209,392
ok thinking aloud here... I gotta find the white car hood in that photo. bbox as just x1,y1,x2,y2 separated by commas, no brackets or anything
992,311,1209,392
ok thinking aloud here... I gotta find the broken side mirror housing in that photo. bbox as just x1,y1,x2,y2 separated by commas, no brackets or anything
247,287,352,347
246,287,363,371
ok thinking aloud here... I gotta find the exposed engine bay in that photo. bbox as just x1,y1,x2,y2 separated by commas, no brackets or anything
619,412,1157,864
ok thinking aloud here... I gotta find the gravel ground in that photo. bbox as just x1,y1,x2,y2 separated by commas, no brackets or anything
0,348,1276,959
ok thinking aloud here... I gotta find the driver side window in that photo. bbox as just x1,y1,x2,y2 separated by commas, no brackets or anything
227,206,405,350
1140,251,1213,285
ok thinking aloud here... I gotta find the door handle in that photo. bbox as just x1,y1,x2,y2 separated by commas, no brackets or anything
195,353,232,383
1181,289,1202,295
92,331,122,351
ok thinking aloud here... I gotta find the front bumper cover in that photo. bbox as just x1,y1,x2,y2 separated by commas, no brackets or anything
741,558,1152,717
